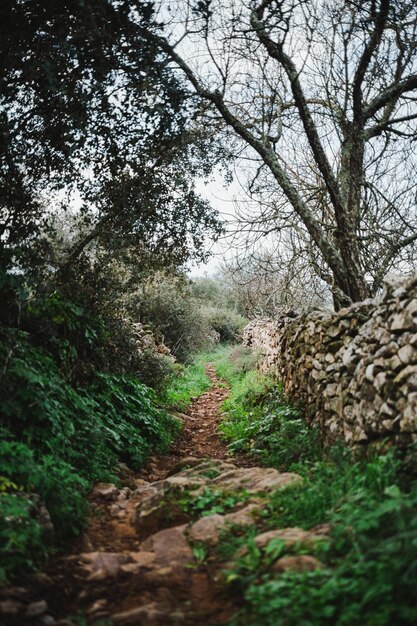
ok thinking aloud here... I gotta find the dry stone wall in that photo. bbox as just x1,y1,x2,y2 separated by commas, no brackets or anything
243,274,417,446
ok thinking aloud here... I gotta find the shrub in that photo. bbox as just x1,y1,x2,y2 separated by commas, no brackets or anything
229,451,417,626
129,272,217,362
200,306,248,342
0,326,179,580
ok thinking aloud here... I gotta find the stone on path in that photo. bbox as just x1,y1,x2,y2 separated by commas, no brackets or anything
212,467,302,493
272,555,324,573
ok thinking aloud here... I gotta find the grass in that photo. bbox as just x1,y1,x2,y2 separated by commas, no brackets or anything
209,344,321,470
225,449,417,626
159,353,212,411
201,343,417,626
159,343,260,412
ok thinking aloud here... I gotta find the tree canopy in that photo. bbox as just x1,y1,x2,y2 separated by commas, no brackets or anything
0,0,225,274
155,0,417,307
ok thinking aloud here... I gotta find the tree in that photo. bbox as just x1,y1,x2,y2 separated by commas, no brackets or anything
153,0,417,307
0,0,225,275
220,249,331,317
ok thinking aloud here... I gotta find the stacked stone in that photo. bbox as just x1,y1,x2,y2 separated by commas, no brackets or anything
243,274,417,446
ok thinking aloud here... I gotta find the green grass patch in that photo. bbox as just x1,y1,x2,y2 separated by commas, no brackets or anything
205,344,417,625
226,449,417,626
159,353,212,410
213,345,320,469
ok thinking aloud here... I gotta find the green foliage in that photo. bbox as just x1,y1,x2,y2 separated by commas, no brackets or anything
228,451,417,626
200,305,248,342
0,495,45,585
1,0,226,273
213,345,320,468
160,355,212,410
131,273,218,362
205,346,417,625
223,389,321,469
179,486,250,520
0,325,179,581
211,345,263,383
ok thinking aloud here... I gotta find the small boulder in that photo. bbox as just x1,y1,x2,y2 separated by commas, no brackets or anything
78,551,130,580
140,525,194,570
254,527,327,550
187,514,226,546
0,599,24,616
272,555,323,573
131,490,190,541
212,468,302,493
26,600,48,618
112,604,181,626
91,483,119,501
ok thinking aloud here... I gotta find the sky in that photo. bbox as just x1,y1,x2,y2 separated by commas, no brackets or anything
188,175,239,277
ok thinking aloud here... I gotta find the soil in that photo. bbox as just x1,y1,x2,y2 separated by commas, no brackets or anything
7,364,251,626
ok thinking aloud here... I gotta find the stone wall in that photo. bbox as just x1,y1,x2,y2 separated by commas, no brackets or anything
243,275,417,445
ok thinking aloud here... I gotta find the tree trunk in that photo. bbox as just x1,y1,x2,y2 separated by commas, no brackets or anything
335,126,370,304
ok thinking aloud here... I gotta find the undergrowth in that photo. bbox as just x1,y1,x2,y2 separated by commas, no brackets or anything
211,344,417,626
214,345,321,469
159,353,212,411
179,486,250,520
0,325,179,583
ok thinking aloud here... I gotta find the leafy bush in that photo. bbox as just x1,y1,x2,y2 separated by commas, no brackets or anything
128,272,218,362
200,305,248,342
228,451,417,626
0,326,179,580
160,356,212,411
0,495,46,584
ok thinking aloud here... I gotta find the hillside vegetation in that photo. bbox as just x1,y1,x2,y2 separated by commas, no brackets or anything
207,346,417,626
0,270,246,583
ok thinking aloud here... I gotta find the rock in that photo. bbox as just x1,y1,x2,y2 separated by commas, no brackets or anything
167,457,206,475
187,514,226,546
272,555,324,573
0,599,24,616
212,467,302,493
0,586,30,600
78,551,130,580
253,527,327,550
140,525,194,571
391,312,415,332
398,344,417,365
224,503,263,526
117,487,132,501
40,616,56,625
173,459,237,479
26,600,48,618
87,599,109,615
110,503,121,516
243,276,417,447
155,475,207,490
91,483,119,500
112,604,180,625
120,551,156,574
131,489,190,541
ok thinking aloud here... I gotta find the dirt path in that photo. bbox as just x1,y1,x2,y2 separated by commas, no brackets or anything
6,364,249,625
139,363,250,483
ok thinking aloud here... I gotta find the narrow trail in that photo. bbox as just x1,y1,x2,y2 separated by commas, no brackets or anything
8,364,304,626
139,363,250,483
8,364,249,625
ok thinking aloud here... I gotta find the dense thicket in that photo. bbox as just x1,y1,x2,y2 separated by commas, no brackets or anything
0,0,236,582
